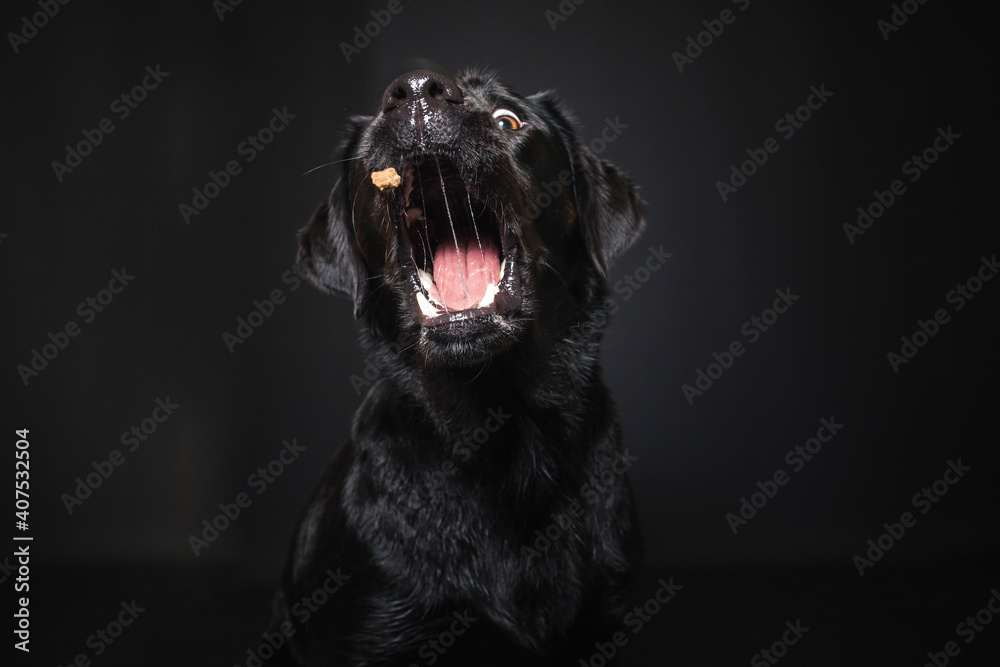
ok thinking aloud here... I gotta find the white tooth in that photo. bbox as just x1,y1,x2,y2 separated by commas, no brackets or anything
499,258,507,283
416,290,439,318
417,267,435,293
477,283,498,308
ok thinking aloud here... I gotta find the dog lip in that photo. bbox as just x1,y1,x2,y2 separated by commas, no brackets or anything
398,234,523,326
420,306,497,327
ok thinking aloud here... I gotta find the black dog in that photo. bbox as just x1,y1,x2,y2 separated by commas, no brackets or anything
270,69,646,666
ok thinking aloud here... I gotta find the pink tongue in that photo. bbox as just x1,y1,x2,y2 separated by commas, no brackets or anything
431,236,500,311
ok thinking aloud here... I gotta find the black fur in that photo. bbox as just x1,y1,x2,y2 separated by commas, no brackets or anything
270,69,646,666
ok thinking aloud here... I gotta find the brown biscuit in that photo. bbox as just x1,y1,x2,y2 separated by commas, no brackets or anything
371,167,401,190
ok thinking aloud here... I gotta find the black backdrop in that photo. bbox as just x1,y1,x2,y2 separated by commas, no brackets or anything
2,0,997,664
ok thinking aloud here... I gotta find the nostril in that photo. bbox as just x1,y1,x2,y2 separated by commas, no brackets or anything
383,85,410,113
425,75,463,104
385,85,408,110
426,81,445,101
382,70,464,116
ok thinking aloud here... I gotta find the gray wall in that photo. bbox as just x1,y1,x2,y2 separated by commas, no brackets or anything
3,0,995,645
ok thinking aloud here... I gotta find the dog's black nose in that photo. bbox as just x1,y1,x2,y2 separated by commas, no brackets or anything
382,70,463,120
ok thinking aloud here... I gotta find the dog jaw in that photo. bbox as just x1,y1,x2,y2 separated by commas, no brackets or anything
392,155,524,327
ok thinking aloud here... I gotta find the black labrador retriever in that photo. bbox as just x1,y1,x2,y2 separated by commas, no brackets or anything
270,69,646,666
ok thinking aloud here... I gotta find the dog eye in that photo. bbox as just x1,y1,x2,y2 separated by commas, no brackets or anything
492,109,522,130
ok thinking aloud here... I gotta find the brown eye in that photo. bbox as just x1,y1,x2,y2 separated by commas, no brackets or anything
492,108,522,130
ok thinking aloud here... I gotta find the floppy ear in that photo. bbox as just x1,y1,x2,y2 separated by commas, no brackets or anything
296,186,367,317
296,120,371,317
575,145,646,278
529,92,646,277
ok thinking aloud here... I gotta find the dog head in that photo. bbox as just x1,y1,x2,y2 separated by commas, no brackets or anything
298,69,645,368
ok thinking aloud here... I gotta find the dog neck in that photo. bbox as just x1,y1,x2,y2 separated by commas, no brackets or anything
359,316,611,449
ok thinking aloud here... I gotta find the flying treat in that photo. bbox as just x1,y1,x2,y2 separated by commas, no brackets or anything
371,167,400,190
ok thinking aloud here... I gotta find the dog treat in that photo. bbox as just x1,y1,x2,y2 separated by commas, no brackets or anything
371,167,401,190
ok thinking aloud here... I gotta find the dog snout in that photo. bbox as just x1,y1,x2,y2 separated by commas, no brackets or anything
381,69,464,122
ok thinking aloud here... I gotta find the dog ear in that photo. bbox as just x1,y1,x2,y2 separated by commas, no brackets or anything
575,147,646,278
296,123,369,317
530,92,646,277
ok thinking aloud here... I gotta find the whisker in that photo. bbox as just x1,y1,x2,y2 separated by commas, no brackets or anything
300,155,364,178
399,337,421,354
349,177,368,259
346,185,365,268
384,200,394,264
561,133,579,211
467,190,488,282
539,256,566,288
467,355,491,383
436,159,468,308
414,163,433,276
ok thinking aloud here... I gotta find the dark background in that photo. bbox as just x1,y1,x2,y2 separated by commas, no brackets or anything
2,0,997,664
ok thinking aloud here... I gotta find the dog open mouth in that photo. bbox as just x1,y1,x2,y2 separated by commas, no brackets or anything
394,155,522,326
